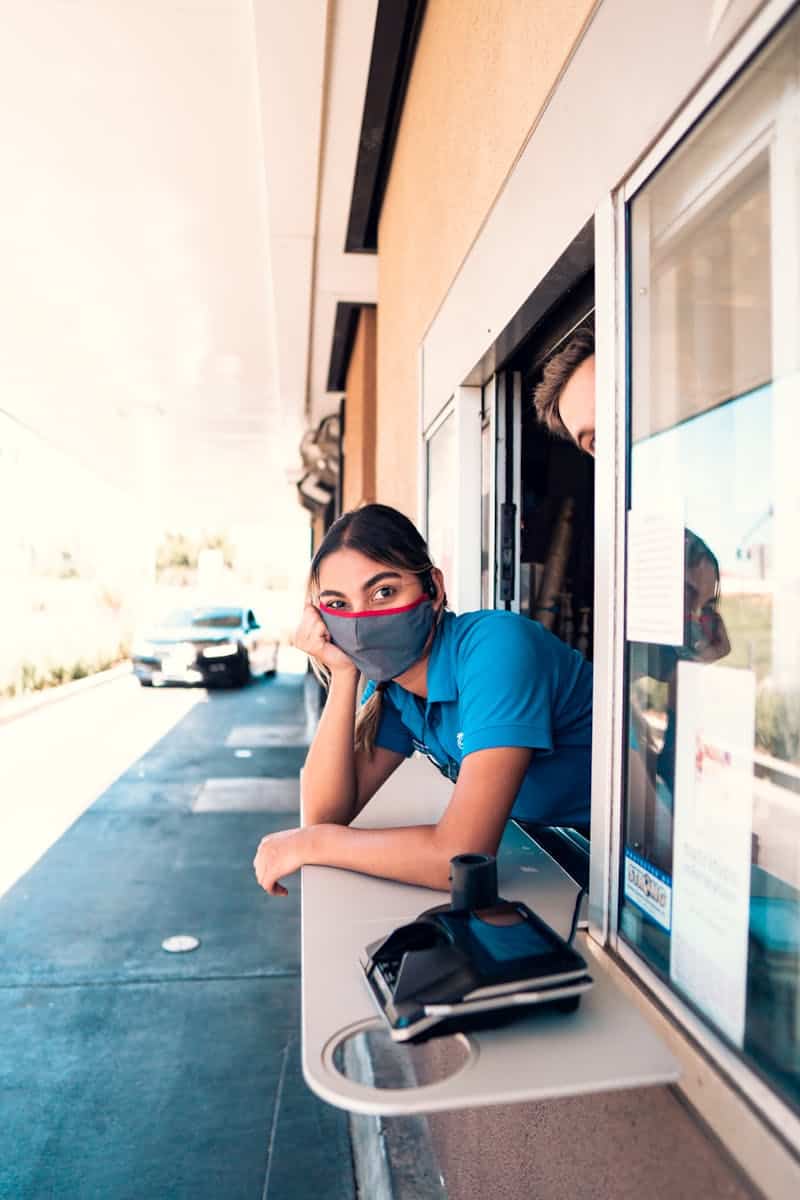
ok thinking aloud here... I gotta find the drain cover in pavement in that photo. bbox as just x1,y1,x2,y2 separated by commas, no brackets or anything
192,777,300,812
162,935,200,953
225,724,308,748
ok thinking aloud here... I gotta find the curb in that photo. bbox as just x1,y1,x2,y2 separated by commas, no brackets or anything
0,661,133,727
343,1032,447,1200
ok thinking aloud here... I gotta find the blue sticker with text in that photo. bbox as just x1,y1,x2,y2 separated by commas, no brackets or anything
624,850,672,932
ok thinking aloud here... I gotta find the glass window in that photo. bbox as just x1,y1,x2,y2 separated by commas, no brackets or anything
622,13,800,1114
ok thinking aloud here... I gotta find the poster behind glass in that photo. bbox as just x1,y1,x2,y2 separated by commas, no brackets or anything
622,13,800,1113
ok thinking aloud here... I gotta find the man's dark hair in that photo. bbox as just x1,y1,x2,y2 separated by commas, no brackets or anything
533,325,595,440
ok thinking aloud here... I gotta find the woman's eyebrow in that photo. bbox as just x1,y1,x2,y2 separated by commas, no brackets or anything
363,571,403,589
319,571,402,601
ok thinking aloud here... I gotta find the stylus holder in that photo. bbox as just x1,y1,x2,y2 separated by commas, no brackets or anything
449,853,498,911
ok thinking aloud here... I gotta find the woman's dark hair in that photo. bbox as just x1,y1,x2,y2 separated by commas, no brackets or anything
308,504,442,755
310,504,436,599
685,528,721,607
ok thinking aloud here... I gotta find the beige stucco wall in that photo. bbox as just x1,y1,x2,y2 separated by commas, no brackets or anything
342,307,377,512
375,0,596,519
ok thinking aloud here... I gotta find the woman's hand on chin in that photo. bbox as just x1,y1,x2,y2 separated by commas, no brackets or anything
253,827,315,897
292,603,357,677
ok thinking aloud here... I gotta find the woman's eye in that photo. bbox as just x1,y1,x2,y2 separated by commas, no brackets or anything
324,599,347,610
373,586,396,602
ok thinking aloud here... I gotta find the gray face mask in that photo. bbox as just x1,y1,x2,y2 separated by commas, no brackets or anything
319,595,435,682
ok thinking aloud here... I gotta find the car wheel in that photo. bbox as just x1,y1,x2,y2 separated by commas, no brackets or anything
138,678,153,687
555,995,581,1014
234,649,251,687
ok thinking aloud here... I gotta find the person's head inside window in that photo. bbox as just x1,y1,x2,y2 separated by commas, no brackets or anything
533,325,595,456
648,529,730,682
683,529,729,662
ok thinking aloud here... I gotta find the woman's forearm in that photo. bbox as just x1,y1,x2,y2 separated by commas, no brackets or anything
301,670,359,826
308,822,451,892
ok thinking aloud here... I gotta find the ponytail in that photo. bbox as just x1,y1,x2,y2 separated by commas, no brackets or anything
307,651,385,758
355,683,384,756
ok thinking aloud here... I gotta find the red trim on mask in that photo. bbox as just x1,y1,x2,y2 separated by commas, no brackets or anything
318,594,430,619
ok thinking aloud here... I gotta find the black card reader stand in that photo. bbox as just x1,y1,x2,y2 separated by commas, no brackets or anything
361,853,593,1042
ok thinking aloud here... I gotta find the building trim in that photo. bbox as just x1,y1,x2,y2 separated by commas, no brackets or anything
419,0,765,421
344,0,427,254
326,301,375,393
464,220,595,386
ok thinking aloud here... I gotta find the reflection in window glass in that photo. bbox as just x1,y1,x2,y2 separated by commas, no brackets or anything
623,13,800,1114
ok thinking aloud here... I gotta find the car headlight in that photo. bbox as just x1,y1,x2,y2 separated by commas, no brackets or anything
202,642,238,658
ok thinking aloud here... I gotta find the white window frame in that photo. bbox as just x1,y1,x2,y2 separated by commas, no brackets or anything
594,0,800,1152
420,388,482,614
481,376,498,610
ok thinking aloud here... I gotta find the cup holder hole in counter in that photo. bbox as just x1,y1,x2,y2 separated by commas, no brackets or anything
325,1019,476,1091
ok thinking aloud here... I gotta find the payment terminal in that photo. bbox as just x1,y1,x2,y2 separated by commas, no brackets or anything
360,853,593,1042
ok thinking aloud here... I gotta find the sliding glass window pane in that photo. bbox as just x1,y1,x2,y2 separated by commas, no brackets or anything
623,13,800,1114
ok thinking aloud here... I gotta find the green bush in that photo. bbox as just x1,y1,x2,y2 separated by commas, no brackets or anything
756,689,800,764
156,529,234,576
21,661,43,691
632,676,669,715
1,642,133,703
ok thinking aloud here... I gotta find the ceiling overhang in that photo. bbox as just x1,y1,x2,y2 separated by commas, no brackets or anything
326,300,375,392
345,0,427,254
254,0,426,447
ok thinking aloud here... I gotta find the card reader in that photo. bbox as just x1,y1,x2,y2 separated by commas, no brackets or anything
360,853,593,1042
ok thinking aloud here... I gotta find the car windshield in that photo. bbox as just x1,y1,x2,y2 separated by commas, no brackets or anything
162,608,242,629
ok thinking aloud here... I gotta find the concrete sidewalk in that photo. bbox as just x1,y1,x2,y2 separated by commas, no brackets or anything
0,673,354,1200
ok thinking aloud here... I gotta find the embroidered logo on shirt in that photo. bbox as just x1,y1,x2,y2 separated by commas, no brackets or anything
456,731,464,751
411,738,460,783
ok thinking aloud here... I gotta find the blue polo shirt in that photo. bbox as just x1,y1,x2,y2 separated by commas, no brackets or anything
364,609,592,826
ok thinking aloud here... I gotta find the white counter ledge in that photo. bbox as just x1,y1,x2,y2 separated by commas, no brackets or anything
301,756,679,1116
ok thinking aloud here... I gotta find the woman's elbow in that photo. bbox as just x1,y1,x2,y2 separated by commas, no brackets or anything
299,783,352,828
300,801,352,829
